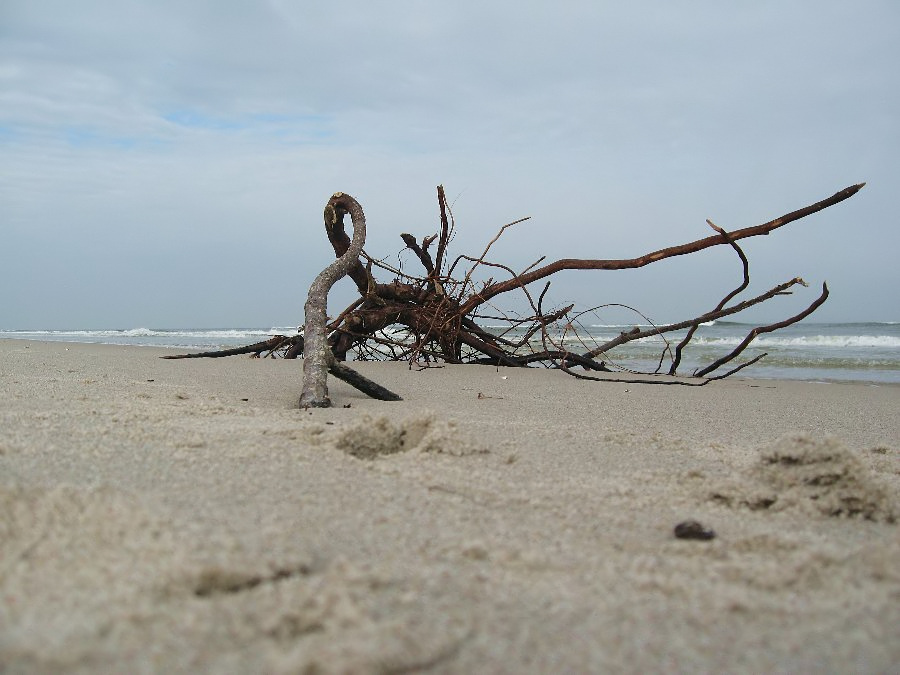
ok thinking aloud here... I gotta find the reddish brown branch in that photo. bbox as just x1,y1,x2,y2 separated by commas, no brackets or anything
161,335,299,359
434,185,451,277
459,183,864,315
516,350,609,371
555,361,712,386
704,353,768,380
456,330,525,367
401,233,436,275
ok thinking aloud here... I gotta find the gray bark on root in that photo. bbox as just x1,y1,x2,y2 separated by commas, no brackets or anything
299,192,368,408
300,192,400,408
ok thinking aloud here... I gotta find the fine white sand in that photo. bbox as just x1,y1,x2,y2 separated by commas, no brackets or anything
1,339,898,673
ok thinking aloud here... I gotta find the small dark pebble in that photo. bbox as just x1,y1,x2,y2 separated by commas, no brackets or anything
674,520,716,540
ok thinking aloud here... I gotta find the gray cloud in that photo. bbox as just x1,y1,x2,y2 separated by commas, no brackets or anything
1,0,897,328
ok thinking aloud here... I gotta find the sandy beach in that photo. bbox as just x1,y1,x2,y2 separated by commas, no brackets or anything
1,339,898,673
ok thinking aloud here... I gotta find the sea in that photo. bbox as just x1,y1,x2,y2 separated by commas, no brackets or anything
2,322,898,385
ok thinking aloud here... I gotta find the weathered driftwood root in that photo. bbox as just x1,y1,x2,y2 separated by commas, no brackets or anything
165,182,864,392
316,183,863,380
299,192,401,407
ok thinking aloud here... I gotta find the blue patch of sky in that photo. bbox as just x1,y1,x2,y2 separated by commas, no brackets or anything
62,126,157,150
257,112,333,138
0,125,19,143
162,109,250,131
162,109,334,142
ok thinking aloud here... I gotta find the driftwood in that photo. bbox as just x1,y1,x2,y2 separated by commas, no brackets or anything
165,183,864,404
163,193,404,407
161,335,302,359
300,192,371,407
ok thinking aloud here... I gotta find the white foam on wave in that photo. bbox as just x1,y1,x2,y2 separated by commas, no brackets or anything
170,329,273,339
587,320,717,329
0,327,279,341
121,327,156,337
691,335,900,349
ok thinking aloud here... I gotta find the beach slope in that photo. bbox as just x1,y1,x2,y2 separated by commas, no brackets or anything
1,340,898,673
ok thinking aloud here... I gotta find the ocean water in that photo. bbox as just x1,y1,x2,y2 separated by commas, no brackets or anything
2,322,898,384
526,321,900,384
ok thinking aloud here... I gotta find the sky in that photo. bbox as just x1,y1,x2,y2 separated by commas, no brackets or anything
1,1,898,329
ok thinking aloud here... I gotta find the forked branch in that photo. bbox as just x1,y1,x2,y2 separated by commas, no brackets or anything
459,183,864,314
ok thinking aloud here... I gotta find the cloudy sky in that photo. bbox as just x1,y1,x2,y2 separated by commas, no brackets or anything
2,1,897,329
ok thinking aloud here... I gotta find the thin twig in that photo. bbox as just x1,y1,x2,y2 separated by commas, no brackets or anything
581,277,809,360
669,219,750,374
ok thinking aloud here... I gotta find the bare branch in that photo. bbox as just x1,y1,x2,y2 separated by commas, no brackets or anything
401,233,436,276
434,185,451,277
694,282,829,377
669,219,750,374
459,183,864,314
161,335,300,359
580,277,810,361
